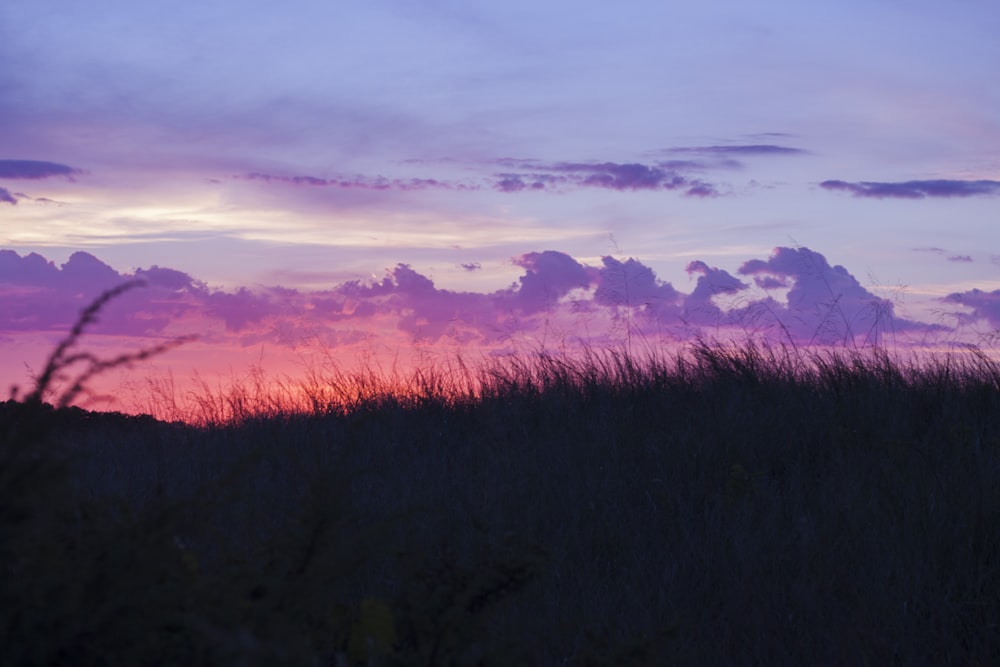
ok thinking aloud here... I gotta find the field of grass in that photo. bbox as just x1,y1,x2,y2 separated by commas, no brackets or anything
3,292,1000,664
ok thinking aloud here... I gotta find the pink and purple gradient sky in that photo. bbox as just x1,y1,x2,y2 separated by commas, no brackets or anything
2,1,1000,414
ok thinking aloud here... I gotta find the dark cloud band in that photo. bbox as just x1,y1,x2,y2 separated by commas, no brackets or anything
666,144,806,156
239,172,478,191
241,158,724,198
492,161,720,197
821,179,1000,199
0,160,80,180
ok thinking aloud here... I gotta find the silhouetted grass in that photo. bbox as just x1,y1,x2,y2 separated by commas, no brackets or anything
3,287,999,664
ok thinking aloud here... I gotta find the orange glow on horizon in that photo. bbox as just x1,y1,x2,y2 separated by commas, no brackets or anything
9,329,998,426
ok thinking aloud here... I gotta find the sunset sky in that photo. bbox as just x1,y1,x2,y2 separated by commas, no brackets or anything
2,0,999,416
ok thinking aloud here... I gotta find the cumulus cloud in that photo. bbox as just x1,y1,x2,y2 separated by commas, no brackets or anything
0,246,939,351
737,246,906,345
0,250,112,291
134,265,199,290
595,256,680,309
331,263,507,342
685,261,748,300
0,159,81,180
820,179,1000,199
0,250,203,337
513,251,595,313
942,289,1000,328
589,256,682,333
679,261,749,328
752,275,789,290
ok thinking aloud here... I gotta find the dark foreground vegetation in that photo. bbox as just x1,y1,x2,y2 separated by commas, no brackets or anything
3,293,999,664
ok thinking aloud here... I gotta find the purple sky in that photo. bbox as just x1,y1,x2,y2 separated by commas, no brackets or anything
2,0,999,410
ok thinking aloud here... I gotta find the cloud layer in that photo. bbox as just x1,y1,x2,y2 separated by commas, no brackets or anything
238,159,723,197
0,245,943,354
233,145,808,199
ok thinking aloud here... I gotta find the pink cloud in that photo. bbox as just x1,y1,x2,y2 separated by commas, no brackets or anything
0,246,945,359
7,244,978,418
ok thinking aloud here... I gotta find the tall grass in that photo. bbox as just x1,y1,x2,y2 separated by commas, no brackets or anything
3,286,1000,664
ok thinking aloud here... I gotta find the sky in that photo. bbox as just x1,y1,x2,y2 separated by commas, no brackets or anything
2,0,1000,417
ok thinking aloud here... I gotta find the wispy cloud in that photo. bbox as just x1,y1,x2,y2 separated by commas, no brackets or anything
665,144,807,156
912,247,976,264
238,159,724,198
821,179,1000,199
491,161,720,196
493,173,561,193
0,187,15,205
238,172,479,191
